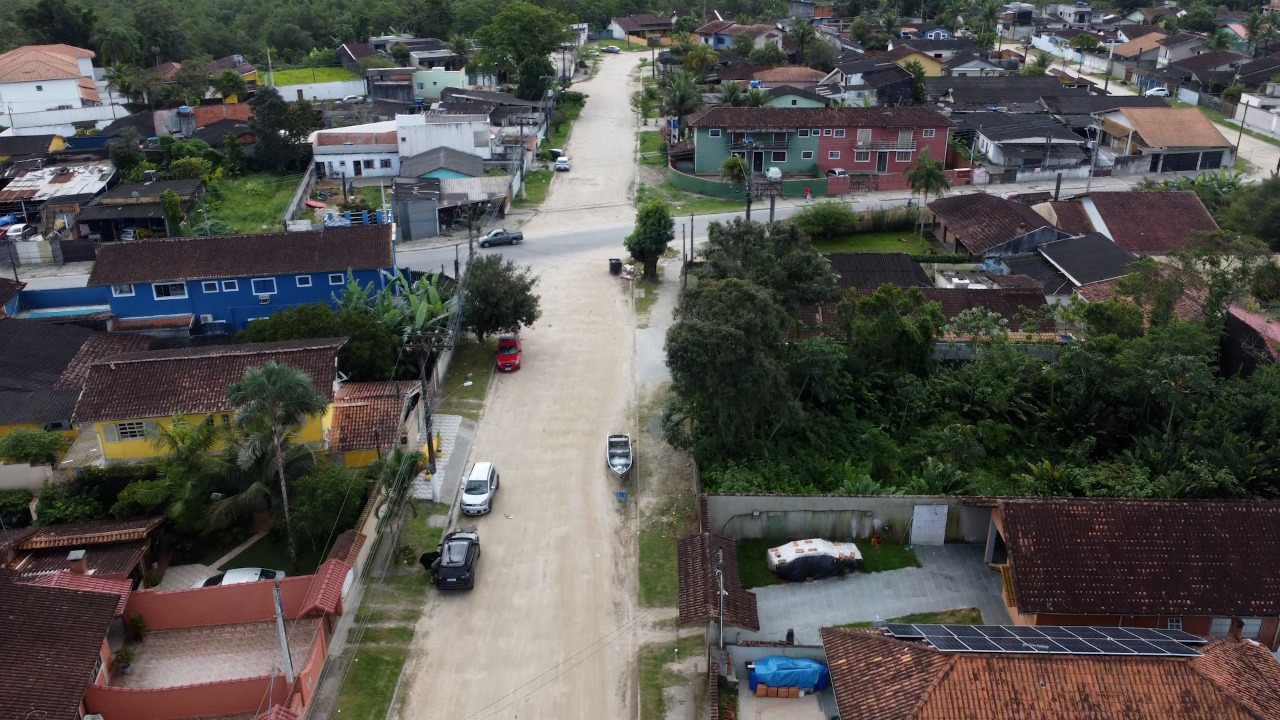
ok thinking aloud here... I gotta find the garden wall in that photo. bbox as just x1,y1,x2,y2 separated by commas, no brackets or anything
667,167,829,199
705,494,990,544
273,80,367,102
125,575,314,629
85,674,292,720
0,461,52,491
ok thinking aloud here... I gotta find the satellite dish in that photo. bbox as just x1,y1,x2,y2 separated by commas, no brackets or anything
131,191,139,198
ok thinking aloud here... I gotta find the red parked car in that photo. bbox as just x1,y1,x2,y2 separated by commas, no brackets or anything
496,335,522,371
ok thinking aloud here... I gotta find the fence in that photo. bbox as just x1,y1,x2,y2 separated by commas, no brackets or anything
284,172,319,225
667,167,830,199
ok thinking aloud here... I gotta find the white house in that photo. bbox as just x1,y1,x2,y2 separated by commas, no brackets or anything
395,113,493,160
0,44,98,114
310,121,401,179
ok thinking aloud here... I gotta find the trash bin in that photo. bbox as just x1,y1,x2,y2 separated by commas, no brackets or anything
609,258,623,275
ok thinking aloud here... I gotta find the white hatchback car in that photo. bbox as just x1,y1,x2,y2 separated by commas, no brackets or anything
192,567,286,588
555,156,571,171
460,462,500,515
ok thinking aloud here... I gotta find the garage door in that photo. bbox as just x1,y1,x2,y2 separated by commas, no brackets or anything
911,505,948,545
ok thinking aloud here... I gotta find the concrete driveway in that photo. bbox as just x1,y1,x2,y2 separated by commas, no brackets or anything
742,544,1010,646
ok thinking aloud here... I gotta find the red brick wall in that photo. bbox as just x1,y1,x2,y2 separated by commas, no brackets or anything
193,103,252,126
84,675,290,720
124,576,314,629
814,125,951,191
292,625,329,709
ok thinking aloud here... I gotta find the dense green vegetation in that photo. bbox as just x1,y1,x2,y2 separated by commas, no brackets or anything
664,215,1280,500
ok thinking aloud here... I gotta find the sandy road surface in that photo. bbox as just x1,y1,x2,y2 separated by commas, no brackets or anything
535,53,645,230
397,53,644,720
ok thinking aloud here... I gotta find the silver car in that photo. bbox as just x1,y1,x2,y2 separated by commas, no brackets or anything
191,567,286,588
460,462,499,515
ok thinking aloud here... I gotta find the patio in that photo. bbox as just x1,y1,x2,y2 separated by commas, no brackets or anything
113,618,320,688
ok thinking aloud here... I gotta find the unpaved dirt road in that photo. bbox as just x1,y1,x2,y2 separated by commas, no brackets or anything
398,52,644,720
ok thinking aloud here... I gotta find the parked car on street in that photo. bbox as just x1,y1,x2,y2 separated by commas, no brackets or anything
548,148,566,159
601,45,621,53
432,527,481,590
496,335,522,371
4,223,36,240
765,166,782,181
555,156,572,171
478,228,523,248
340,94,366,104
1144,86,1169,97
825,168,848,177
191,567,287,588
461,462,500,515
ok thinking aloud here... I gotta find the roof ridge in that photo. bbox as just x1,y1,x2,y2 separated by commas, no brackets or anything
94,338,347,365
1189,639,1280,720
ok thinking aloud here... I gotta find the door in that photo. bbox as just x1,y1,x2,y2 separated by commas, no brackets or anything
353,161,363,177
876,152,889,173
752,151,764,173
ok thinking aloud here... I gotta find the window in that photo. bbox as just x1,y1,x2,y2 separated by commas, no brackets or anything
35,85,42,91
1242,618,1263,639
296,275,313,288
771,151,786,162
811,128,819,136
828,150,841,159
202,281,219,293
116,422,148,440
417,83,424,89
221,280,239,292
855,150,871,162
898,129,913,144
800,150,814,160
856,129,871,145
1209,618,1231,636
111,284,134,297
822,129,833,136
896,150,912,162
251,278,277,295
338,160,346,167
923,128,936,138
363,159,375,169
834,129,846,138
153,282,187,299
708,128,722,137
219,413,231,425
1165,618,1182,631
798,129,810,137
329,273,345,285
380,159,392,168
790,99,797,106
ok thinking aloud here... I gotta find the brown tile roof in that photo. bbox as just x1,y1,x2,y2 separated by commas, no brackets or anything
1000,499,1280,616
928,193,1055,254
0,276,23,308
19,517,163,550
1075,274,1204,321
1086,191,1219,255
0,569,118,720
73,339,345,422
25,570,132,615
86,226,394,286
676,532,759,631
326,529,367,564
1043,199,1094,235
1227,305,1280,359
1117,107,1229,150
821,627,1280,720
112,314,196,332
754,66,828,83
330,381,416,452
688,106,952,130
53,330,154,389
300,558,351,617
16,540,147,579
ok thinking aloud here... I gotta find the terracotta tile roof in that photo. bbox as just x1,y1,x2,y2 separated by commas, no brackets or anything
340,42,376,60
52,331,154,389
326,529,367,564
1000,499,1280,616
1043,199,1094,235
676,532,759,631
928,193,1054,254
1117,107,1229,150
1075,275,1204,321
0,276,23,308
0,569,118,720
16,540,147,579
330,381,416,452
688,106,952,130
112,314,196,332
1085,191,1219,255
1227,305,1280,359
0,45,88,83
754,66,828,83
300,558,351,616
0,387,78,426
257,707,300,720
19,517,163,550
316,130,398,146
25,570,132,615
821,627,1280,720
73,339,345,423
86,226,394,286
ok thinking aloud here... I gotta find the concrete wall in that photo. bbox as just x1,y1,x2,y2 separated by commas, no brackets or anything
725,643,827,683
84,674,292,720
274,80,367,102
0,461,53,491
124,575,315,629
705,495,990,543
4,104,122,135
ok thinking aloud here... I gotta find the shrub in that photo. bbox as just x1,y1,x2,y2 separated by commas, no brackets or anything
35,480,102,525
1252,263,1280,303
0,429,67,466
0,489,33,527
790,202,858,239
860,206,919,232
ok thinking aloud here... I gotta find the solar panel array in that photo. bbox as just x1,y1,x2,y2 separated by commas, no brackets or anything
883,624,1205,657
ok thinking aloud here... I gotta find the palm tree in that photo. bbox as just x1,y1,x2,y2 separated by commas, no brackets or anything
978,0,1002,33
660,70,702,139
717,81,747,106
1243,11,1265,56
744,88,771,107
789,19,817,63
119,414,219,532
105,64,136,104
385,271,451,474
721,155,752,218
683,43,719,76
209,418,317,529
1206,28,1231,53
448,34,471,71
94,24,139,66
227,361,328,564
904,148,950,238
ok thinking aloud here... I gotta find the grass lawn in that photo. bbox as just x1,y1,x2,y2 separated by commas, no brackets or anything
1185,103,1280,150
737,539,921,589
437,339,496,421
812,230,935,254
220,532,325,575
635,183,745,216
839,607,983,628
513,169,552,210
196,527,252,566
269,66,359,84
638,131,667,166
331,647,408,719
208,173,302,234
638,484,694,607
547,97,586,150
634,277,660,322
638,634,706,720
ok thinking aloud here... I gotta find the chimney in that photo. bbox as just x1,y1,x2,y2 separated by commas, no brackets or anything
67,549,88,574
1016,222,1029,236
1228,617,1245,639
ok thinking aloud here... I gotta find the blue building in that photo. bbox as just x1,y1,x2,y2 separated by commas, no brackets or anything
87,226,396,334
0,278,22,317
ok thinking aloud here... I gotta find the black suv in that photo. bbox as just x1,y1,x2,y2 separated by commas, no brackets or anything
431,527,481,590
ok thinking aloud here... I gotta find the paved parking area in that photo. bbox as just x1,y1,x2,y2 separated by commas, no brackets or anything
156,563,215,590
743,543,1009,645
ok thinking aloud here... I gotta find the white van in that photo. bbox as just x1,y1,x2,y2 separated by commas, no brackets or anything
461,462,500,515
765,166,782,181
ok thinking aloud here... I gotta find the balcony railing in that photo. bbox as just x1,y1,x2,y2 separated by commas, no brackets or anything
856,139,918,151
730,139,790,150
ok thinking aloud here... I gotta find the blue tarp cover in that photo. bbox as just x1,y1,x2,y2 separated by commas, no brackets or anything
751,656,830,691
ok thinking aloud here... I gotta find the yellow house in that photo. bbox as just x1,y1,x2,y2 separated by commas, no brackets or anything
72,339,346,462
0,134,65,166
0,388,79,440
328,381,422,468
883,46,944,77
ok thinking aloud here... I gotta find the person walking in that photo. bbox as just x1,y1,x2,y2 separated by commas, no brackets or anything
804,185,812,203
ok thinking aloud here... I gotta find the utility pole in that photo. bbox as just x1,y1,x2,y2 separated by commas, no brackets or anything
272,579,295,684
1236,103,1250,154
412,327,450,474
1085,114,1101,193
1102,39,1116,94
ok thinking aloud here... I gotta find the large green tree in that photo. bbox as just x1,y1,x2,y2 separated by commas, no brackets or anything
461,255,542,341
472,1,571,76
238,303,400,381
17,0,95,49
514,56,556,101
625,200,675,280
